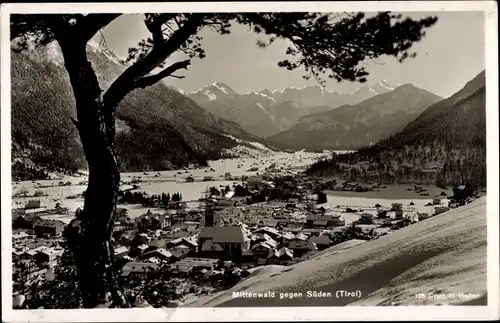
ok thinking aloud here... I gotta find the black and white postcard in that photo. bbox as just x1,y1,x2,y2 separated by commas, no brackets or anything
1,1,499,322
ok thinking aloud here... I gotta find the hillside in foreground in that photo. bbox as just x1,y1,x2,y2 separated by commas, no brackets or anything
187,197,486,307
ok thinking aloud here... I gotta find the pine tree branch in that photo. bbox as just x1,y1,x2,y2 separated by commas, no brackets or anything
103,14,203,109
78,14,122,41
145,13,178,46
135,60,191,88
35,14,120,44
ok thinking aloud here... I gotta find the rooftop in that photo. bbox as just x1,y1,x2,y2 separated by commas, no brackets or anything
308,235,332,245
136,212,169,222
12,232,31,239
279,232,295,240
168,237,198,247
199,226,248,243
252,226,280,237
34,219,66,228
201,240,224,252
306,214,334,221
295,233,308,241
171,257,219,273
122,262,160,276
114,246,129,255
261,220,278,226
268,247,294,259
251,233,273,241
140,248,172,259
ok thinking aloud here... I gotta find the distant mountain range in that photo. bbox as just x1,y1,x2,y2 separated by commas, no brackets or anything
307,70,486,187
11,40,269,173
183,81,395,137
268,84,443,150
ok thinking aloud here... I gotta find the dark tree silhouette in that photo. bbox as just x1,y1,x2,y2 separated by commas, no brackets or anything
10,12,438,308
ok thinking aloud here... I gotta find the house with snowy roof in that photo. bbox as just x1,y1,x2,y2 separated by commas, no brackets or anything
198,226,251,259
23,200,46,213
12,231,31,243
305,213,343,229
139,248,173,263
121,262,160,279
33,219,66,237
250,235,280,256
288,239,317,257
250,232,273,245
260,219,285,229
308,235,332,251
275,231,295,247
135,210,171,231
13,212,44,229
33,247,64,266
267,247,294,265
169,257,220,277
114,246,130,259
166,237,198,259
251,227,281,240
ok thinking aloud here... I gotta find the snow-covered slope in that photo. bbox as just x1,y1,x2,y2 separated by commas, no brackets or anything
188,197,487,307
220,135,275,158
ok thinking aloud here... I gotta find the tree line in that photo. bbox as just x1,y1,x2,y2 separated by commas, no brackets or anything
118,191,183,207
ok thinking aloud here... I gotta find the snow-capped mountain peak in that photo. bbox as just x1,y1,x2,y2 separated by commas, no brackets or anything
168,86,186,95
87,39,100,50
253,91,275,101
380,79,393,87
191,82,236,97
203,90,217,101
86,39,126,66
212,82,231,95
353,80,395,96
376,80,395,91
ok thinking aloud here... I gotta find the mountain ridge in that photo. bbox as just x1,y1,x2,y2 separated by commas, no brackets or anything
307,70,486,187
268,84,443,150
186,80,395,98
184,81,396,137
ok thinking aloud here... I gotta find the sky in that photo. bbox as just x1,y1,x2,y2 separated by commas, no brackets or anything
99,11,485,98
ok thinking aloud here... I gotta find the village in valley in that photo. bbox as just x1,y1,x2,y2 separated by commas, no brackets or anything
11,152,481,308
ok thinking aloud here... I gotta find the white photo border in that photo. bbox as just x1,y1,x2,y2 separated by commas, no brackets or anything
1,1,498,322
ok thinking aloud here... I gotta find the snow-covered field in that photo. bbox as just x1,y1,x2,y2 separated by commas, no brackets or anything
11,151,449,224
11,151,328,221
187,197,487,307
11,150,454,224
119,150,330,180
325,194,449,225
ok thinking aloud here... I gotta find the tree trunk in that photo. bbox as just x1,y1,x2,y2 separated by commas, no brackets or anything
58,39,128,308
